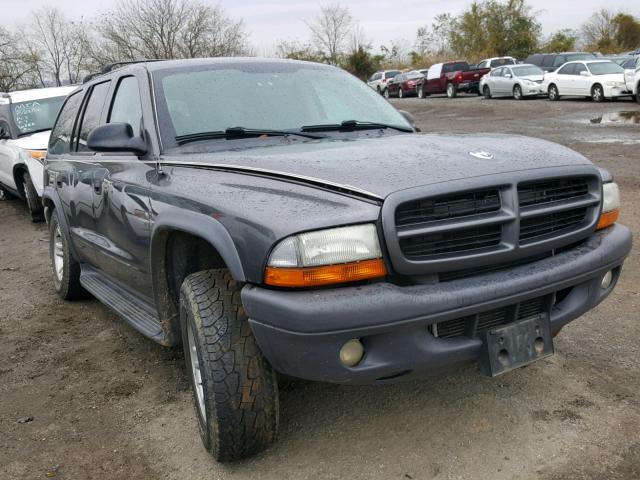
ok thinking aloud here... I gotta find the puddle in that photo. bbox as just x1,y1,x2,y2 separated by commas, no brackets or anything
589,111,640,125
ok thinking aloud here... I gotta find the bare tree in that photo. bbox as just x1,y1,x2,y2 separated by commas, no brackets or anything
306,3,354,65
95,0,248,62
0,27,38,91
581,9,618,52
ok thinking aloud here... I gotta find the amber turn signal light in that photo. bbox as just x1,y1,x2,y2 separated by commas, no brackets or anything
597,209,619,231
264,258,387,288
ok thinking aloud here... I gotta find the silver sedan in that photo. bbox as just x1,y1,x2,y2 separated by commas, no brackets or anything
480,64,546,100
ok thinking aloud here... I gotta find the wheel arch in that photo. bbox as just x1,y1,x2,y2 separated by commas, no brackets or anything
150,212,246,345
11,163,27,199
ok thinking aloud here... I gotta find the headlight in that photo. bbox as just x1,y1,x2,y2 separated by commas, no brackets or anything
605,81,623,87
26,149,46,163
597,182,620,230
265,224,387,287
523,80,535,85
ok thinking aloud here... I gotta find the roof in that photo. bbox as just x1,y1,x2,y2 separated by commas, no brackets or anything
2,85,77,104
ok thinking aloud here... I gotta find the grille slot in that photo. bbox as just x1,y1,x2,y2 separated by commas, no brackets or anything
400,225,502,259
431,295,549,339
520,208,588,243
518,178,589,207
395,189,501,228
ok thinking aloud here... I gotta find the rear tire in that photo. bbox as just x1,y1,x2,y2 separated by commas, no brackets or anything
383,88,389,99
23,171,44,222
548,84,560,101
398,88,403,98
180,269,279,462
446,83,458,98
591,84,604,102
417,86,425,98
483,85,492,99
49,209,88,300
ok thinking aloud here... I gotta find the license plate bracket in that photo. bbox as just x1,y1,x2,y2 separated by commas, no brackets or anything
479,314,554,376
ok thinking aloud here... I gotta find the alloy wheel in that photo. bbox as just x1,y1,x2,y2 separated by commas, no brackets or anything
53,225,64,282
187,321,206,422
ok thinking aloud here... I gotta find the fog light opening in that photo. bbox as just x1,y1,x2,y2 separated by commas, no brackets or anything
340,339,364,367
601,270,613,290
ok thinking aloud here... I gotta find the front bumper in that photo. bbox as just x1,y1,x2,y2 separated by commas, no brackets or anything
604,85,633,98
243,225,632,384
522,84,545,96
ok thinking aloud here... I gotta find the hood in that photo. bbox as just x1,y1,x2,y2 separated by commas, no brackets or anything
164,133,593,199
521,75,544,82
10,130,51,150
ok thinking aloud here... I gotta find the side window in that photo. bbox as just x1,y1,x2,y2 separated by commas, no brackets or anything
0,120,12,139
553,55,567,68
573,64,587,76
492,68,504,77
542,56,554,68
108,76,143,132
48,92,83,155
76,81,111,152
558,64,575,75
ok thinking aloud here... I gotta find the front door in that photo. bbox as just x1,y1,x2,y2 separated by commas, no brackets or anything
90,75,154,300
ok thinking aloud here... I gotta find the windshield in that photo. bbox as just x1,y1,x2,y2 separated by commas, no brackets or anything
588,62,624,75
443,62,469,73
11,96,66,136
385,70,401,79
512,66,544,77
154,63,411,147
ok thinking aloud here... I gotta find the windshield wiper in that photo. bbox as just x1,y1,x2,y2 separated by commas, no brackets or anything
301,120,414,133
175,127,325,145
17,127,51,138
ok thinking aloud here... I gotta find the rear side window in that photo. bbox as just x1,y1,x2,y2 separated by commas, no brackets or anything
48,92,83,155
108,76,143,132
542,56,555,68
77,81,111,152
558,64,575,75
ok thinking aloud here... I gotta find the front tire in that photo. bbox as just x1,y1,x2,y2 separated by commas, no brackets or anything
446,83,458,98
23,171,44,222
49,210,88,300
398,88,403,98
483,85,492,99
548,84,560,101
180,269,279,462
513,84,523,100
417,86,425,98
383,88,389,99
591,84,604,102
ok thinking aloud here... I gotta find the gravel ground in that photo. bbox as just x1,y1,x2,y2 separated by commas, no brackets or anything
1,94,639,480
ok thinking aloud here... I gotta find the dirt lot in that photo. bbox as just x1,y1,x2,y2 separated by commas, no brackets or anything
1,94,639,480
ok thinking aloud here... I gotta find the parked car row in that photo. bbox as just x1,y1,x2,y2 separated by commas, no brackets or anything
370,53,640,103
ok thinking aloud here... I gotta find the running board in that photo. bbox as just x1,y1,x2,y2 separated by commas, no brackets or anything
80,266,166,343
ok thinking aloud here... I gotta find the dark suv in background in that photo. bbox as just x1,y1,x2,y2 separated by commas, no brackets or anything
44,58,631,462
525,52,597,72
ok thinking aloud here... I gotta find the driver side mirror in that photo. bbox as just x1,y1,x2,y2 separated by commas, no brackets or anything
87,123,147,156
398,110,419,132
580,71,590,77
504,73,512,79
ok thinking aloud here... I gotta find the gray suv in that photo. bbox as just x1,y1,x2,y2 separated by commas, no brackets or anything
44,58,631,462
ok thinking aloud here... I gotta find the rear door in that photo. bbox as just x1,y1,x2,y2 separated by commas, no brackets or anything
46,90,98,262
555,63,575,94
90,74,155,299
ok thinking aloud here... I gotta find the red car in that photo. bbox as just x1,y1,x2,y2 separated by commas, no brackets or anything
384,71,425,98
417,61,491,98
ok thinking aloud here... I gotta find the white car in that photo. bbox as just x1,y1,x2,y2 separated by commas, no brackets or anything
0,86,76,220
367,70,402,95
543,60,632,102
480,64,546,99
476,56,516,70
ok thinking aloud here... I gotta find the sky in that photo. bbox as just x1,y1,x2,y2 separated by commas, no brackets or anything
1,0,637,55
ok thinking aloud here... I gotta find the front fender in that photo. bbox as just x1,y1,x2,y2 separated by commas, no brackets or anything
150,208,246,282
42,186,81,262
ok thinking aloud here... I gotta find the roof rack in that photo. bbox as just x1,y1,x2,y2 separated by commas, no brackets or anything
82,59,164,83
